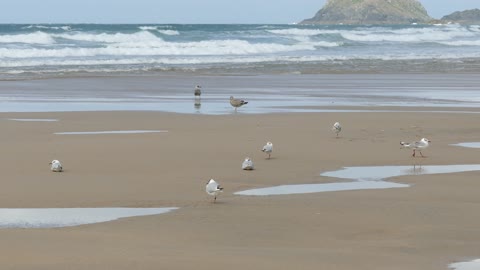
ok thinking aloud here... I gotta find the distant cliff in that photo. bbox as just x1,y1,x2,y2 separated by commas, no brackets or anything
441,9,480,24
301,0,432,25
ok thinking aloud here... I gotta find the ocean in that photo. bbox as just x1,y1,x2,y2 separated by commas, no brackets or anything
1,23,480,80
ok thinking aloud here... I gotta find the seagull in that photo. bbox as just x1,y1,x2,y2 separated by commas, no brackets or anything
230,96,248,112
194,85,201,97
400,138,431,157
242,157,254,170
205,179,223,202
49,160,63,172
261,141,273,159
332,122,342,137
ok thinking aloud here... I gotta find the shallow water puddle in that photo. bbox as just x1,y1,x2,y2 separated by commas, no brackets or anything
54,130,167,135
235,164,480,196
449,259,480,270
451,142,480,149
0,207,177,228
8,118,58,122
320,165,480,180
235,181,407,196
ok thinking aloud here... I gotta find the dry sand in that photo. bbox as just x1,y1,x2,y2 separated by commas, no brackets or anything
0,110,479,269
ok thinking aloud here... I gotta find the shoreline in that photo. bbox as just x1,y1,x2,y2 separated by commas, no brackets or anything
1,73,480,115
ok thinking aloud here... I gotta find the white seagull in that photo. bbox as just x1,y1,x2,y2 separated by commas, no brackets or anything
400,138,431,157
261,141,273,159
242,157,254,170
194,85,201,97
205,179,223,202
332,122,342,137
230,96,248,112
49,160,63,172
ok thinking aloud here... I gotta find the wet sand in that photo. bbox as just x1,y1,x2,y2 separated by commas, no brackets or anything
0,109,480,269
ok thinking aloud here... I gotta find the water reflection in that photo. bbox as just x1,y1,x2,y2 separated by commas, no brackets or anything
194,97,201,111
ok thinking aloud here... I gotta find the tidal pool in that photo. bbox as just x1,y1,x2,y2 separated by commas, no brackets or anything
8,118,58,122
234,181,408,196
451,142,480,149
54,130,167,135
0,207,178,228
449,259,480,270
320,165,480,181
235,164,480,196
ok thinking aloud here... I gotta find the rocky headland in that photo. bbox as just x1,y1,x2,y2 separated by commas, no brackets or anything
301,0,432,25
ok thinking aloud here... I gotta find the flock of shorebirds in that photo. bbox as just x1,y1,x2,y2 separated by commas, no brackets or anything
206,140,273,202
48,85,431,204
194,85,249,112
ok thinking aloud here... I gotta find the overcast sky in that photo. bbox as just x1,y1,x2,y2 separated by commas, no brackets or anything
0,0,478,24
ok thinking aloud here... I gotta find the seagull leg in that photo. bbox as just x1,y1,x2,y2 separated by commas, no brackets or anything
268,153,271,159
412,150,416,157
214,196,217,203
420,151,425,157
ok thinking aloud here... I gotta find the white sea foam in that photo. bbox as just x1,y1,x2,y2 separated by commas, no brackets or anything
0,39,318,59
438,40,480,46
23,25,71,31
2,51,480,69
0,24,479,76
469,25,480,32
339,25,475,43
269,26,477,44
139,26,159,31
0,31,55,44
157,30,180,35
55,31,161,43
268,28,328,36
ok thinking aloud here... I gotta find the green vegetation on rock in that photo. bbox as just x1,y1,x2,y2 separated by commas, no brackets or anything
301,0,432,25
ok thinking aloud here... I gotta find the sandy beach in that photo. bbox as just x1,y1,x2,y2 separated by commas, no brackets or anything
1,101,480,269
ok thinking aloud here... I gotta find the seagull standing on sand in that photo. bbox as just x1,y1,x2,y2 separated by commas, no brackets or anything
194,85,201,97
242,157,254,170
230,96,248,112
400,138,431,157
332,122,342,137
49,160,63,172
206,179,223,202
262,142,273,159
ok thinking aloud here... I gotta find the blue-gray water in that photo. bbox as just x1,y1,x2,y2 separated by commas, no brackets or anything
1,74,480,114
1,23,480,79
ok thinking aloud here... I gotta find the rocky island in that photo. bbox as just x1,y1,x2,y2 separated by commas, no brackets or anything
441,9,480,24
301,0,432,25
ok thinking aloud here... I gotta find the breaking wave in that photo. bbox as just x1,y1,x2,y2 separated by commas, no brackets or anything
0,24,479,77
